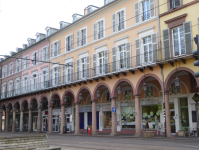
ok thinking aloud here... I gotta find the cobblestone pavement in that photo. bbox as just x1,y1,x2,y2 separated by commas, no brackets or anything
0,132,199,150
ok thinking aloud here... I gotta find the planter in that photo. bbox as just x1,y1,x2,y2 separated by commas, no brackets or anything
178,130,184,137
143,131,155,137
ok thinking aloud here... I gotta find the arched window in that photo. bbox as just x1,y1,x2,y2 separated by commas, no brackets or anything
170,81,181,95
123,89,132,100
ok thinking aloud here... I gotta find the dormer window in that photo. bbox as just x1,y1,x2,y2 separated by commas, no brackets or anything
104,0,113,5
36,35,40,42
47,29,50,36
28,41,31,46
73,15,77,22
87,7,92,14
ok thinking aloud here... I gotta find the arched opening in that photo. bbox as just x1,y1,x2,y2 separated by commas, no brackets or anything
31,98,38,132
21,100,28,132
1,104,6,131
14,102,20,132
7,103,13,132
40,96,48,132
51,93,61,132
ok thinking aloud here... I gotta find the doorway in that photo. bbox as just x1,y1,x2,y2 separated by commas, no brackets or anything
52,116,60,132
66,115,70,132
42,117,48,132
33,116,38,131
180,98,189,130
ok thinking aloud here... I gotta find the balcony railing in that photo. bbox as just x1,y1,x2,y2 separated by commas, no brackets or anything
0,48,193,100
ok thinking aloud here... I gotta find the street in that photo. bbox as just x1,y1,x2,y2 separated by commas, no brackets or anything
0,133,199,150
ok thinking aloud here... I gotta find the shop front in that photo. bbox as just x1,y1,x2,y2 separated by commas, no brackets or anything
32,112,38,132
102,105,111,133
42,110,48,132
23,112,29,132
65,107,72,132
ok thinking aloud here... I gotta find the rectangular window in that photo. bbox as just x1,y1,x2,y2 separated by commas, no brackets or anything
65,35,73,51
33,74,37,90
121,107,135,129
77,28,87,47
117,10,125,31
142,0,150,21
124,89,132,100
54,68,58,85
112,9,125,33
99,52,105,74
47,30,50,36
172,26,185,56
54,43,58,57
103,111,112,128
82,58,87,78
32,52,38,65
94,20,104,41
143,36,153,62
169,0,181,10
119,44,127,69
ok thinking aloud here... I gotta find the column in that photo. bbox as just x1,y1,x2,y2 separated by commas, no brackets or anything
60,104,65,134
12,108,16,132
92,100,97,135
5,107,8,132
74,102,80,135
20,110,23,132
110,97,117,136
28,108,32,132
134,95,141,136
0,107,2,132
165,92,172,137
37,107,42,133
48,106,52,133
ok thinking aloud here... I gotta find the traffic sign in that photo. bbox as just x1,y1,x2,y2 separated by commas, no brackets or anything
112,107,116,113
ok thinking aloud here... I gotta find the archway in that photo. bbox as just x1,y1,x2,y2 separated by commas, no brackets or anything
31,98,38,132
7,103,13,132
1,104,6,131
40,95,48,132
13,101,20,132
21,100,29,132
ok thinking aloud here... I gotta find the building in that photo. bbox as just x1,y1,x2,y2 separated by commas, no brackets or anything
0,0,199,137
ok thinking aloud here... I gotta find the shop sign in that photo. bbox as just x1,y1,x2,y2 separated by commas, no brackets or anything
112,107,116,113
158,105,162,110
42,111,48,116
192,93,199,103
79,106,99,113
53,109,61,116
102,105,111,112
65,108,71,114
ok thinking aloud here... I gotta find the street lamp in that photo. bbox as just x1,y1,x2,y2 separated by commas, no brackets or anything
174,77,180,87
51,98,55,105
117,86,122,95
143,82,148,92
79,93,83,100
64,96,67,103
97,90,100,98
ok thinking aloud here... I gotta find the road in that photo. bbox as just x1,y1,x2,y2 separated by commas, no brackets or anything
0,132,199,150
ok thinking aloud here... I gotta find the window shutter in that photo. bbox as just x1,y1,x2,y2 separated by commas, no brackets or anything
66,36,68,52
126,42,131,68
14,80,16,95
21,78,24,94
15,60,17,73
174,0,181,8
169,0,174,10
104,49,109,73
22,59,24,70
27,56,29,68
183,21,192,55
36,51,39,64
26,77,29,92
77,59,80,80
29,76,32,92
163,28,171,59
39,72,42,89
19,60,21,71
63,65,66,84
94,23,97,40
7,83,9,97
71,34,74,50
40,49,43,61
50,69,53,87
33,53,35,65
77,31,80,47
17,80,20,94
112,14,116,33
101,20,104,38
36,74,38,90
83,29,86,45
46,47,48,60
93,53,97,77
120,10,125,30
45,70,49,87
86,56,90,78
150,0,155,18
112,47,117,72
71,61,74,82
58,66,61,85
57,41,60,55
5,66,7,77
135,39,141,66
152,33,158,62
135,2,139,23
51,44,54,58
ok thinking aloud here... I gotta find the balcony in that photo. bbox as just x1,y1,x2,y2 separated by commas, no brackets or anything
0,48,193,100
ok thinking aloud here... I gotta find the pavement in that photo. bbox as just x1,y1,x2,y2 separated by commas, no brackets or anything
0,132,199,150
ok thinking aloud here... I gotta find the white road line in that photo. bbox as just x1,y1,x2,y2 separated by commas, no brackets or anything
182,145,199,149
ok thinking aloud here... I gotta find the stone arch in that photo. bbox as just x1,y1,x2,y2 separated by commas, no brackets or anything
118,86,132,101
13,101,20,111
135,73,163,95
40,95,48,103
76,86,93,103
111,78,135,97
62,89,75,104
93,83,111,100
50,92,61,106
7,103,12,112
165,67,199,91
30,97,38,109
21,99,28,110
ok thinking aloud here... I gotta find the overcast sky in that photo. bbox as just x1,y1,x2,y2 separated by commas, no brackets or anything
0,0,104,56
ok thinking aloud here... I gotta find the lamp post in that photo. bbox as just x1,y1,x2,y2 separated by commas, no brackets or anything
79,93,83,101
97,90,100,98
143,82,148,92
174,77,180,87
117,86,121,95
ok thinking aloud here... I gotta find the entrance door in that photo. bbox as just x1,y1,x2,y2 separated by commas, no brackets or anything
66,117,70,132
169,103,175,134
42,117,48,132
52,118,60,132
33,116,38,131
180,98,189,130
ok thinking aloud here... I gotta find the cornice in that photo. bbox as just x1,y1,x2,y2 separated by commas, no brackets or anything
164,13,187,24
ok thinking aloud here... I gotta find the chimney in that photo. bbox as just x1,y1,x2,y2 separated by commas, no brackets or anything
84,7,87,15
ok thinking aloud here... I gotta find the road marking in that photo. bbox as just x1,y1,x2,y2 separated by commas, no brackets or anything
183,145,199,149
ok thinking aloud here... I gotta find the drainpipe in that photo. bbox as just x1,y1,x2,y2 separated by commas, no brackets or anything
157,0,162,56
161,68,166,137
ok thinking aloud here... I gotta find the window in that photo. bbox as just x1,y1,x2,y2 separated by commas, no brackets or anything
2,66,7,78
24,77,29,93
36,35,40,42
65,35,74,52
1,83,6,98
28,41,31,46
169,0,181,10
121,107,135,129
51,41,60,58
145,86,154,97
7,81,13,97
33,74,37,90
15,59,21,73
104,0,113,5
99,52,105,74
77,28,87,47
23,56,29,69
76,56,90,80
47,29,50,36
93,19,104,40
14,79,20,96
50,66,60,86
106,92,111,102
112,9,125,33
172,26,185,56
40,47,48,61
119,44,127,69
32,51,39,65
40,70,49,89
63,62,74,84
142,0,150,21
73,15,77,22
123,89,132,100
143,36,153,62
82,58,87,78
87,7,92,14
9,63,13,75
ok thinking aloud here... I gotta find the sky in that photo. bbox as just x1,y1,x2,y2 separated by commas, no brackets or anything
0,0,104,56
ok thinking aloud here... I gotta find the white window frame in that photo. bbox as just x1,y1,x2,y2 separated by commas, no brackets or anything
1,82,6,98
8,80,13,97
94,18,105,41
47,29,50,36
53,40,59,57
142,35,153,63
118,44,128,70
65,34,73,52
9,62,14,76
2,65,7,78
78,26,87,47
36,35,40,42
32,51,39,66
23,55,29,69
41,46,48,61
24,76,29,93
141,0,151,22
15,78,21,95
114,8,126,32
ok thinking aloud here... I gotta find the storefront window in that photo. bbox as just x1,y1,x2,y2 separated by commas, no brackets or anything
142,105,160,130
52,115,61,132
106,92,111,102
121,107,135,128
23,113,29,131
103,112,111,128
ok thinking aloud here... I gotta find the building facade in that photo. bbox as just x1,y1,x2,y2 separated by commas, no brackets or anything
0,0,199,137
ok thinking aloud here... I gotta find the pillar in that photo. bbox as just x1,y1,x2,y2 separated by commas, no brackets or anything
37,107,42,133
0,107,2,132
74,102,80,135
134,95,141,136
92,100,97,135
48,106,52,133
165,92,172,137
5,106,8,132
28,108,32,132
110,97,117,136
12,108,16,132
60,104,65,134
20,110,23,132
